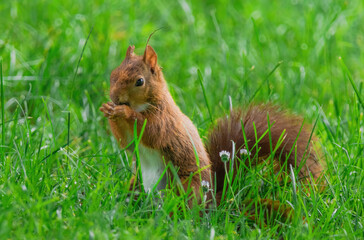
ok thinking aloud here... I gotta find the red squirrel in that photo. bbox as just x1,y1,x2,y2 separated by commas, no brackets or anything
100,44,324,208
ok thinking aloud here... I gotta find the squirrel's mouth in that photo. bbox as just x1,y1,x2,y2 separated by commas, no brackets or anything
118,102,130,106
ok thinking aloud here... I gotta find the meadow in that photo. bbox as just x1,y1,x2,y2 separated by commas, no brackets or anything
0,0,363,239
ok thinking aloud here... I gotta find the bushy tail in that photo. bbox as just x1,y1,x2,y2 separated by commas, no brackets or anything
205,105,324,194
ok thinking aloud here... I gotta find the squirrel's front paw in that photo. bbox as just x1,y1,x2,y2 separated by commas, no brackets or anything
112,104,133,120
100,102,133,121
100,102,116,119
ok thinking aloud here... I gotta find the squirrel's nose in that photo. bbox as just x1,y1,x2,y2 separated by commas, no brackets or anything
110,91,129,106
116,95,130,106
113,97,130,106
111,98,130,106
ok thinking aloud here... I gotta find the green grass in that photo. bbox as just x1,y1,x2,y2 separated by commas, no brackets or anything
1,0,363,239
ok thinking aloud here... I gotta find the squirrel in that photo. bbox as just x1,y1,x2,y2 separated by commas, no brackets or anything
99,44,324,209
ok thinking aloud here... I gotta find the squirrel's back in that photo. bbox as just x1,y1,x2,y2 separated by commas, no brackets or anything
206,105,324,193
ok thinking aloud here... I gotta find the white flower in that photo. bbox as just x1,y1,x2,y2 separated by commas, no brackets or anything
201,180,210,193
219,150,231,162
239,148,251,156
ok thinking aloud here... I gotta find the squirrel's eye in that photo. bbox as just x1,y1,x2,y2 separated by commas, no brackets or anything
135,78,144,87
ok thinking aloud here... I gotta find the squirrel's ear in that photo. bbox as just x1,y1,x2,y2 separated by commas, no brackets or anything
143,45,157,73
125,45,135,59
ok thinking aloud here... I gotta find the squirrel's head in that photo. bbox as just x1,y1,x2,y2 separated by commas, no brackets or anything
109,45,165,112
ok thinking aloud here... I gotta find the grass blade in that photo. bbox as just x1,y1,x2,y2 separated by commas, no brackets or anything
0,59,4,161
339,57,364,110
249,61,282,103
133,119,147,193
70,25,94,102
198,69,213,123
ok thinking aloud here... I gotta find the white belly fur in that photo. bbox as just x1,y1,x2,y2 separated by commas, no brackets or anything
125,132,166,191
138,144,166,191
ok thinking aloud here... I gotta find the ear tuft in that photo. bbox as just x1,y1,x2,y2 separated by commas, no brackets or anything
143,45,158,73
125,45,135,59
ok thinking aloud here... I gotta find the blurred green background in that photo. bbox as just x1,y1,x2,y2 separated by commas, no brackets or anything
0,0,363,238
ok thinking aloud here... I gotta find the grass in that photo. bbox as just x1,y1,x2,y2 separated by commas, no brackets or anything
0,0,363,238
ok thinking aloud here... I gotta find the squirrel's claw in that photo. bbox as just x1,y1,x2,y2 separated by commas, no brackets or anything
100,102,116,120
102,102,115,111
